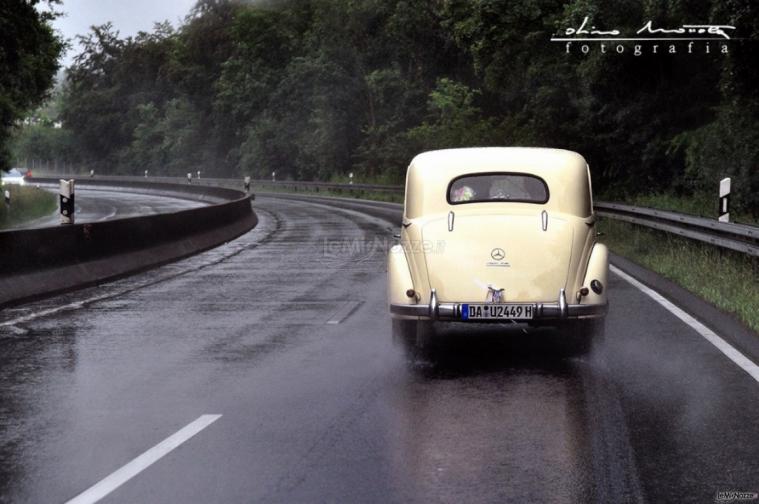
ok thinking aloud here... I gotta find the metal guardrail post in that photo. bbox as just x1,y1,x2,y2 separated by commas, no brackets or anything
59,179,75,225
719,177,731,223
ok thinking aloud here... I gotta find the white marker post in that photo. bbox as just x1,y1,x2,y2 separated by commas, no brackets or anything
719,177,731,223
244,176,251,193
4,190,10,207
272,171,276,182
89,169,94,178
144,170,148,178
349,172,354,185
60,179,75,225
197,170,201,179
187,172,192,184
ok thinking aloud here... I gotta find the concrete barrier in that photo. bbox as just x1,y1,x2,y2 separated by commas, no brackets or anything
0,178,257,307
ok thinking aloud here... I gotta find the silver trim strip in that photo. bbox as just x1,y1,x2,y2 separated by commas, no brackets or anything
391,301,607,320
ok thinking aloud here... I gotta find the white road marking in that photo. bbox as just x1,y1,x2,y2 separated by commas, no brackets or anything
326,301,361,325
0,301,91,329
96,207,118,221
6,325,28,336
611,264,759,383
65,414,222,504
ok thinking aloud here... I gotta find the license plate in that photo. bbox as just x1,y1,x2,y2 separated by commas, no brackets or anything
461,303,534,321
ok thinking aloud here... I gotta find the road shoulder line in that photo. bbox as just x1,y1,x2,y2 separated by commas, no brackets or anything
610,262,759,383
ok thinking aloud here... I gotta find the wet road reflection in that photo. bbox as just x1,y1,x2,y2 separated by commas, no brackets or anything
0,196,756,503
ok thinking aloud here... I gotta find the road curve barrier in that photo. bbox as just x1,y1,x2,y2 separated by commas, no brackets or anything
0,178,257,307
28,173,759,257
594,202,759,257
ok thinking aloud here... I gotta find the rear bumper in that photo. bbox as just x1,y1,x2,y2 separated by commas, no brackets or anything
390,288,607,321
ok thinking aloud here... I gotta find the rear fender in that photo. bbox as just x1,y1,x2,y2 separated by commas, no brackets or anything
580,243,609,306
388,245,415,311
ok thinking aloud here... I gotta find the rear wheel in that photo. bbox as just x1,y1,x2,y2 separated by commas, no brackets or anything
563,318,605,356
392,319,435,360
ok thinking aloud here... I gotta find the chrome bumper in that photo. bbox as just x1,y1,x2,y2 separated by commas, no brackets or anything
390,288,607,321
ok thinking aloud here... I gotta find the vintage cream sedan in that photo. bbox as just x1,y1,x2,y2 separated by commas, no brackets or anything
388,147,608,354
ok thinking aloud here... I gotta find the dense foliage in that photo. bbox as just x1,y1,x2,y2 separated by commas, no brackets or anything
0,0,64,171
9,0,759,214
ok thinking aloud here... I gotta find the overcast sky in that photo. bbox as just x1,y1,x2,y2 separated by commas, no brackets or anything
52,0,198,67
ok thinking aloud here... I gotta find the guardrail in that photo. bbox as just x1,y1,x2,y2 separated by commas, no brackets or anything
595,202,759,257
250,179,403,194
30,173,759,257
0,177,257,307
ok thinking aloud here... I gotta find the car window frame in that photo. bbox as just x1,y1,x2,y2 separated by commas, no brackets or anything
446,171,551,206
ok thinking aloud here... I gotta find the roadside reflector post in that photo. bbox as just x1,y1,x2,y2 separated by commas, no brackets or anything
89,169,94,178
144,170,148,178
271,171,276,183
719,177,731,223
60,179,75,225
4,189,10,207
243,176,251,193
349,172,354,185
197,170,201,179
187,172,192,184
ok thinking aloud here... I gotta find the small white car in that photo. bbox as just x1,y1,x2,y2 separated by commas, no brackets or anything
1,168,26,185
388,147,608,354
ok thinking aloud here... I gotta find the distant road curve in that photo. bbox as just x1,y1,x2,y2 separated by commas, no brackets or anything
11,187,205,230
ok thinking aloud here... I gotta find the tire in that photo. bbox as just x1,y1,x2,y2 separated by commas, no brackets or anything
563,318,605,356
392,319,415,348
392,319,435,360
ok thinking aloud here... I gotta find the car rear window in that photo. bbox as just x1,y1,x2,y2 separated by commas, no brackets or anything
448,173,549,205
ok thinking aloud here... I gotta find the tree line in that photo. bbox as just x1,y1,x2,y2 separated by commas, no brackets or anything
1,0,63,173
6,0,759,214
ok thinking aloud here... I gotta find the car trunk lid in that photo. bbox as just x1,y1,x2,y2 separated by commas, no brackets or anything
421,212,573,303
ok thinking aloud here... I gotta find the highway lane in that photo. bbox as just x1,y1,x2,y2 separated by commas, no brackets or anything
11,187,205,229
0,196,757,503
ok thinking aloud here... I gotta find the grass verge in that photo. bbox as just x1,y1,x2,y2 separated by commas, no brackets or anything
0,184,57,229
599,217,759,333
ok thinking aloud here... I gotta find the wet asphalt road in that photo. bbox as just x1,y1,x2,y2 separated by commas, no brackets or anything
14,188,204,229
0,196,757,503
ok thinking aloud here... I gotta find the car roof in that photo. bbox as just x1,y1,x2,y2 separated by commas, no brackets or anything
405,147,592,218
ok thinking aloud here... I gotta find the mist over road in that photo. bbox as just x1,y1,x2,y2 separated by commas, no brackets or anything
0,196,756,503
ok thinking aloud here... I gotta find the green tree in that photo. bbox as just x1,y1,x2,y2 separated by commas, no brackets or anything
406,78,499,151
0,0,64,170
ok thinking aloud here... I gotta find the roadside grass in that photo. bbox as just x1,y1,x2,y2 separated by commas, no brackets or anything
0,184,57,229
599,217,759,333
620,192,758,227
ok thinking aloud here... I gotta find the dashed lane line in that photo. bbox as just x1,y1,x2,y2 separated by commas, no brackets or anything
65,414,222,504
